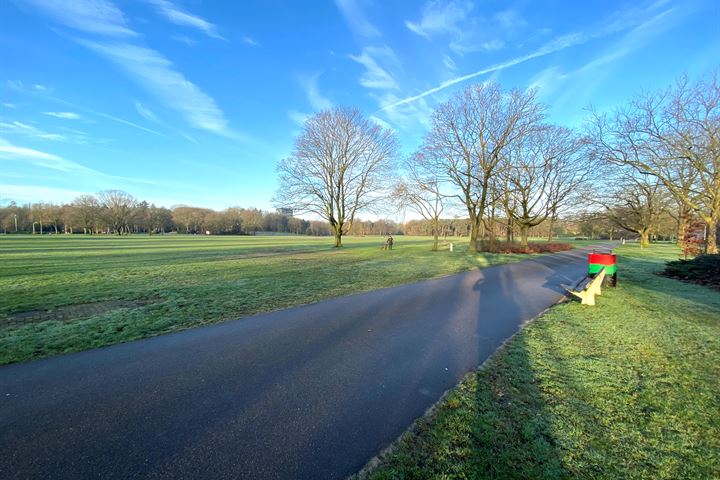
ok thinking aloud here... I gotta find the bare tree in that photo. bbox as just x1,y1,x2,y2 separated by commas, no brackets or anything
239,208,265,235
588,71,720,253
599,172,669,247
394,153,446,251
69,195,100,234
421,82,544,252
171,206,210,234
31,202,49,234
97,190,137,235
275,106,398,247
501,124,589,246
147,204,173,234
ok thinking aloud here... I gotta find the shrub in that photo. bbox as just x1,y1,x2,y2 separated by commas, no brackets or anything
477,241,573,254
663,254,720,290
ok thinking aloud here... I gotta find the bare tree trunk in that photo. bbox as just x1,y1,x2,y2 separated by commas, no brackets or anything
547,218,555,242
707,218,718,254
677,204,688,248
520,224,530,247
640,230,650,248
332,223,343,248
547,208,559,242
468,215,481,253
486,207,497,247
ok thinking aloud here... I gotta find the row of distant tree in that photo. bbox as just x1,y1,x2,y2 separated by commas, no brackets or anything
275,70,718,253
0,189,684,244
0,192,328,236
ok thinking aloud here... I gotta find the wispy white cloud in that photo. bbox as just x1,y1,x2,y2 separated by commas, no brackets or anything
79,40,230,134
369,115,393,131
494,9,527,30
242,36,260,46
0,184,85,203
170,34,196,46
370,90,434,134
297,73,332,111
180,132,199,145
335,0,381,37
0,137,94,173
405,1,470,38
450,39,504,55
406,1,525,55
24,0,233,137
349,45,400,90
0,138,161,188
43,111,82,119
23,0,137,36
0,121,68,141
575,6,678,77
7,79,166,137
442,53,457,71
147,0,224,40
94,109,164,136
526,66,564,100
134,101,160,123
382,1,677,113
3,103,17,108
540,5,684,121
287,109,310,127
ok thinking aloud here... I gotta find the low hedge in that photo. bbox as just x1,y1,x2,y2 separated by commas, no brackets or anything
478,241,573,254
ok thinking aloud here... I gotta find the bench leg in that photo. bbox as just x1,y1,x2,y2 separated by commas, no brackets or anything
570,290,596,305
581,292,595,305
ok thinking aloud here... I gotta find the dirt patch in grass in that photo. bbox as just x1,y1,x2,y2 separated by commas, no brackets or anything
4,300,151,327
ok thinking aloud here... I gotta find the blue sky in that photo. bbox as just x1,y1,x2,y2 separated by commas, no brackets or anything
1,0,718,210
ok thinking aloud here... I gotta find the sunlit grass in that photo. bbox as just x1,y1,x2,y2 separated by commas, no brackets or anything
0,234,573,365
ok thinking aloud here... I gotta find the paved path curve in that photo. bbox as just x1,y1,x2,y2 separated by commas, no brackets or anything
1,244,612,479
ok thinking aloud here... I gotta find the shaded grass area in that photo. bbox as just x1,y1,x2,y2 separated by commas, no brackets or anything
367,244,720,479
0,234,565,365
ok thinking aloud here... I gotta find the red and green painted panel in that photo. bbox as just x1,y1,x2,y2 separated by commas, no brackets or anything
588,253,617,275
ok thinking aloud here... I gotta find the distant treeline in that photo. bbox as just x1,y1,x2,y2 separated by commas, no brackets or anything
0,189,682,240
0,190,324,236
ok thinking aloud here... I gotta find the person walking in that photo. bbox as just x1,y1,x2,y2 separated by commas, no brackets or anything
387,235,394,250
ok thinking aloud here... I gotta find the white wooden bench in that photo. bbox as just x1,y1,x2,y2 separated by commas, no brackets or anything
566,267,606,306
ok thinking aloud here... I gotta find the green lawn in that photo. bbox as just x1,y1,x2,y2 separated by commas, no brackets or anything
1,234,556,365
365,244,720,479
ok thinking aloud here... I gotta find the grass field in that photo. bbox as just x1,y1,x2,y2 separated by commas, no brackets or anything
366,244,720,479
0,234,582,365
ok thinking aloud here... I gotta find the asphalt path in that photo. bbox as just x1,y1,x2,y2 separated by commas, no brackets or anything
1,244,613,479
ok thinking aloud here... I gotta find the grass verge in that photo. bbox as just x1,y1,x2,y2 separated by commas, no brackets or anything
365,244,720,479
